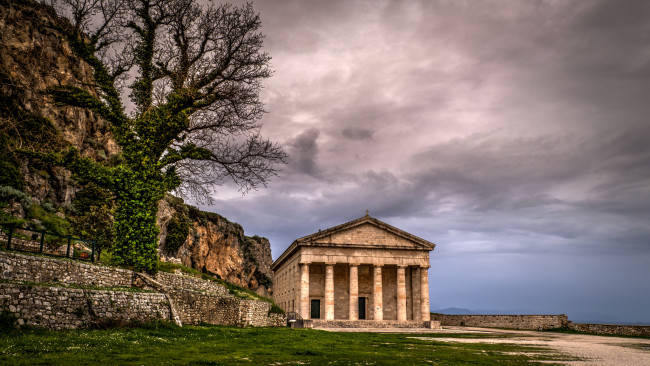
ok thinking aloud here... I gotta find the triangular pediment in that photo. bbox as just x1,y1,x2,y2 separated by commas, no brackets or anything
295,215,434,250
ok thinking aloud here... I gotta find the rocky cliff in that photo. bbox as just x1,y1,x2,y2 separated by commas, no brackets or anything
0,0,118,206
157,196,273,296
0,0,273,294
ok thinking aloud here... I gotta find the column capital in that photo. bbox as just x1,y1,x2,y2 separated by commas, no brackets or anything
325,262,336,266
299,262,311,266
373,263,383,268
348,263,360,267
397,264,408,268
420,265,430,269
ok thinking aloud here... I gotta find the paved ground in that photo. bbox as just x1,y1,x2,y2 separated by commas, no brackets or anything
318,326,650,365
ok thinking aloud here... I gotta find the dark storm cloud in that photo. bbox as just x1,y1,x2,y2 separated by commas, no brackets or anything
286,128,320,176
341,127,373,141
207,0,650,322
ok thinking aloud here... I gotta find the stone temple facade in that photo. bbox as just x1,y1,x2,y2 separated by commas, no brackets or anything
272,214,435,326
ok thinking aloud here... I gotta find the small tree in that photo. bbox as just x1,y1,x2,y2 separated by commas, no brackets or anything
70,183,115,257
34,0,286,273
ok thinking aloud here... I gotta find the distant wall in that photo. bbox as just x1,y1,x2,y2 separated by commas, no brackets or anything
0,283,169,330
569,323,650,337
431,314,568,330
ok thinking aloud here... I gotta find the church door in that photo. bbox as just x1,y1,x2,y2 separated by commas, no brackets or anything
310,299,321,319
358,297,366,320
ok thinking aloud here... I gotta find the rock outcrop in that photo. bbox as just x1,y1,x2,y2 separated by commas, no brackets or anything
157,196,273,296
0,0,118,206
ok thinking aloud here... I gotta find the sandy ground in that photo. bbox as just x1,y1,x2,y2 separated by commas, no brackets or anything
318,326,650,365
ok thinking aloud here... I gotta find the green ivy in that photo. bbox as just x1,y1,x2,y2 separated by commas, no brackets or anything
164,212,189,253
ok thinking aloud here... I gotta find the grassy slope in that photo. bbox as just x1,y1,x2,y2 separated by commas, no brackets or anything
0,325,573,365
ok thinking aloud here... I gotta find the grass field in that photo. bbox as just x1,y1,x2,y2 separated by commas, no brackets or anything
0,324,574,365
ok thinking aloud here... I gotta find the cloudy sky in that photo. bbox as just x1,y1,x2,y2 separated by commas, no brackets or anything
198,0,650,324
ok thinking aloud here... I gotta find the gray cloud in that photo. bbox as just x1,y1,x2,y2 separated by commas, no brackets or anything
341,127,374,141
286,128,320,176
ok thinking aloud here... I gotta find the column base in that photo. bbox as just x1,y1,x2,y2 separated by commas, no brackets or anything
310,320,440,329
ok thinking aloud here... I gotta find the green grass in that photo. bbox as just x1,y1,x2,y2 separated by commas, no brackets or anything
0,325,573,365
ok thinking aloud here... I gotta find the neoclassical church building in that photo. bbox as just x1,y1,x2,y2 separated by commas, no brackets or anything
272,213,435,327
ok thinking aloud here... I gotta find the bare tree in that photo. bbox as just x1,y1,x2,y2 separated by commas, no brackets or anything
36,0,286,272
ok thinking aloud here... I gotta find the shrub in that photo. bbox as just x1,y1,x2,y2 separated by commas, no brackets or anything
269,304,285,315
0,185,32,210
164,212,189,252
27,204,70,235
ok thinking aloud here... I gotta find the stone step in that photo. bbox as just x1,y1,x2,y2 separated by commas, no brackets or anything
311,319,441,329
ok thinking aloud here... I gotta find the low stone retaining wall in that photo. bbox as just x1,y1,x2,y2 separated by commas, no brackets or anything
569,323,650,337
0,251,133,287
168,289,284,327
0,250,285,329
312,319,441,329
0,283,170,330
155,271,230,296
431,314,568,330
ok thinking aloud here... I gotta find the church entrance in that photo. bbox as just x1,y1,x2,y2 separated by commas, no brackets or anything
358,297,366,320
310,299,321,319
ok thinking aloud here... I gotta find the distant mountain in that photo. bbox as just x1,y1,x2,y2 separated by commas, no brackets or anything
432,308,477,315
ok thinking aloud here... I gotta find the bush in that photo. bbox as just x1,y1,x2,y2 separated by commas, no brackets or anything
0,311,17,332
164,212,189,252
27,204,70,235
269,304,285,315
0,185,32,210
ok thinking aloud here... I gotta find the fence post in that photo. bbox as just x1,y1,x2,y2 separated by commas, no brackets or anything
91,241,95,263
66,236,72,258
39,230,45,253
6,224,14,250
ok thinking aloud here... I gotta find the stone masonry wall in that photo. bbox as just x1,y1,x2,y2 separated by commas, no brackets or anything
0,251,285,329
0,250,133,287
155,271,230,296
167,289,281,327
569,323,650,337
0,283,170,330
431,314,569,330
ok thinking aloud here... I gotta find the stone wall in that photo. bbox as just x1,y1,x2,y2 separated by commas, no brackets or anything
155,271,230,296
167,289,283,327
0,250,133,287
0,283,170,330
0,250,285,329
569,323,650,337
431,314,569,330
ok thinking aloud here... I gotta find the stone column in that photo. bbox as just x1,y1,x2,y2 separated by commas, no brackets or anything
349,264,359,320
420,266,430,322
373,265,383,321
299,262,310,319
412,267,422,321
325,263,335,320
396,265,407,321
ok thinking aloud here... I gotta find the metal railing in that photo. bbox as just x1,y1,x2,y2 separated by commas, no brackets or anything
0,223,97,262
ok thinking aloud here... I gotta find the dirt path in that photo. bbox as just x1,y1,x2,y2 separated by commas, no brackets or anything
321,326,650,365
